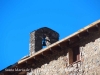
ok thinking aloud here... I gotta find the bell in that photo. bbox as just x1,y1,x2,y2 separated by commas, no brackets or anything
42,41,46,46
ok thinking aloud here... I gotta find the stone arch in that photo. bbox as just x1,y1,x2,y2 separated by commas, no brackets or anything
30,27,59,55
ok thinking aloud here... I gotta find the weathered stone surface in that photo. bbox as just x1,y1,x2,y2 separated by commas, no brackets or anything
30,27,59,55
27,26,100,75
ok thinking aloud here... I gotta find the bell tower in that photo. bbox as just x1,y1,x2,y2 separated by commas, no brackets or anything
29,27,59,55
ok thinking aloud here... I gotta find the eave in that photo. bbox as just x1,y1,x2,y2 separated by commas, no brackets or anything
0,20,100,75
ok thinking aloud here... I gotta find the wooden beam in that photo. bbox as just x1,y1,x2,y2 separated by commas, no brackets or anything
59,41,69,47
26,59,35,65
69,41,80,48
69,36,80,44
42,50,53,56
79,30,89,37
47,47,61,54
51,45,62,52
34,54,45,60
97,22,100,27
88,26,99,32
17,62,26,69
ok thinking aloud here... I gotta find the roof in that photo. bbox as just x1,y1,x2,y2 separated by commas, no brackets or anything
19,19,100,64
0,19,100,75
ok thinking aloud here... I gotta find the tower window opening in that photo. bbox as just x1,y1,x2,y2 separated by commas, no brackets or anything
42,37,46,48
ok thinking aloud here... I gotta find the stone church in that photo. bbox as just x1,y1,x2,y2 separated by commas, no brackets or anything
0,20,100,75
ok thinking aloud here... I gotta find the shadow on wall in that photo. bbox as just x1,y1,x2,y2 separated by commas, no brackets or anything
80,26,100,47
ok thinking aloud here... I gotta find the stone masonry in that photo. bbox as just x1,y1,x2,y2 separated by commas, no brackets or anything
27,25,100,75
0,21,100,75
29,27,59,55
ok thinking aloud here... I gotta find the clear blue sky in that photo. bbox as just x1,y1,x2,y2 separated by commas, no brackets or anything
0,0,100,70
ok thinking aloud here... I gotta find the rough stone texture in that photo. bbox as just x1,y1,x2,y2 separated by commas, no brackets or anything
27,26,100,75
30,27,59,55
79,28,100,75
65,61,82,75
27,47,68,75
30,31,42,55
65,27,100,75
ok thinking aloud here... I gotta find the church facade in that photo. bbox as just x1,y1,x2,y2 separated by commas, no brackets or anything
0,20,100,75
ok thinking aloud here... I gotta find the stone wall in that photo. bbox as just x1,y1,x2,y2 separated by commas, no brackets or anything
79,28,100,75
66,27,100,75
27,26,100,75
27,48,68,75
65,61,82,75
29,27,59,55
30,31,42,55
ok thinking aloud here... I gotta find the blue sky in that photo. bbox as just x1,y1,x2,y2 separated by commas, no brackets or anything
0,0,100,70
